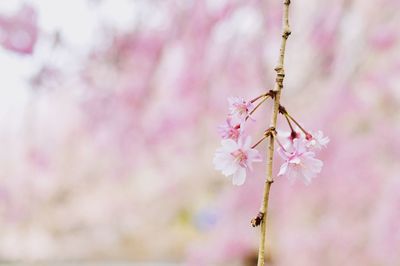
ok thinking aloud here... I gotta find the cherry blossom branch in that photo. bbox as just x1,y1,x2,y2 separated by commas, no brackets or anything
256,1,291,265
214,2,328,264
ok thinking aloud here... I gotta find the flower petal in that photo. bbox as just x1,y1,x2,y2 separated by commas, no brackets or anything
232,167,246,186
277,147,290,160
213,153,231,170
247,149,262,162
221,139,238,152
278,162,288,176
243,136,252,150
222,160,239,176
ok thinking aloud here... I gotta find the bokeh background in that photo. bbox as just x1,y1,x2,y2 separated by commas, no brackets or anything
0,0,399,265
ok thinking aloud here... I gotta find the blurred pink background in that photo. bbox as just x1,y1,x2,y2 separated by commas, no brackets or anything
0,0,399,265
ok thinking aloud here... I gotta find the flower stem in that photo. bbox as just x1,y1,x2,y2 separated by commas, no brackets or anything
257,1,291,265
251,92,270,103
246,95,271,121
284,114,295,133
279,105,310,137
285,112,310,136
252,135,268,149
251,127,276,149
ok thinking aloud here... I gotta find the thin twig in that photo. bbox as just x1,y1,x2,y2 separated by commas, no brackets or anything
251,92,269,103
252,135,268,149
285,112,310,136
279,104,309,136
284,114,295,133
256,1,291,265
246,95,271,121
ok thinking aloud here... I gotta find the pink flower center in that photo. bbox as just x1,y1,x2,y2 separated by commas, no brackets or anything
290,131,299,140
229,128,240,140
305,133,313,141
231,149,248,167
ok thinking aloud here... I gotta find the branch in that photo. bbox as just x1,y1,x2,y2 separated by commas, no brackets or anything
256,1,291,265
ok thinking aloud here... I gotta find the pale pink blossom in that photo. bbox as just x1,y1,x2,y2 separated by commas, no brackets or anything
213,136,262,186
277,139,323,185
306,130,330,150
218,117,242,141
228,97,254,122
0,5,38,55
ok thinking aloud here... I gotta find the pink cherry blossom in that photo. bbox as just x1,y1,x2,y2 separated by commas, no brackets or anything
0,5,38,55
277,138,323,185
218,117,242,141
228,97,254,122
213,136,262,186
306,130,330,150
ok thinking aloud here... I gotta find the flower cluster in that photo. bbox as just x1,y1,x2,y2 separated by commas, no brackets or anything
213,93,329,186
213,97,262,186
277,130,329,185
